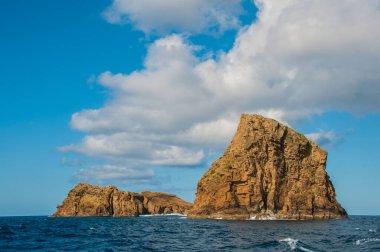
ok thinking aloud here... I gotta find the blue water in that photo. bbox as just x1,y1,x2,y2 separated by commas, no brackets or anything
0,215,379,251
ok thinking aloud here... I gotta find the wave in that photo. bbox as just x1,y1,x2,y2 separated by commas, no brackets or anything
279,238,298,250
139,213,187,217
355,238,380,245
0,225,15,236
249,215,277,220
279,238,314,252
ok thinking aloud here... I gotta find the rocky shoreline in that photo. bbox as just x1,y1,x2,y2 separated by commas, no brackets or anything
52,183,192,217
53,114,347,220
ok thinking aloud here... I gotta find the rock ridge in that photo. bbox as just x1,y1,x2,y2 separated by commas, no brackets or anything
188,114,347,220
52,183,192,217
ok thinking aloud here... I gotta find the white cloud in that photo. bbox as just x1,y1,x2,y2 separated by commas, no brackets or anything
150,146,204,166
306,131,339,147
306,129,353,148
102,0,244,35
59,132,205,166
73,165,155,185
180,118,238,147
64,0,380,183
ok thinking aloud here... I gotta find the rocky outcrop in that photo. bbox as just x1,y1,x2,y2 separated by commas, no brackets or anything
52,183,192,217
188,114,347,220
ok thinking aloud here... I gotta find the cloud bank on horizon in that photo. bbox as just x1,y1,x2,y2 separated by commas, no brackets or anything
60,0,380,184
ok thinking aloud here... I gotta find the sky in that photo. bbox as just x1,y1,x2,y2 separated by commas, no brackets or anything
0,0,380,216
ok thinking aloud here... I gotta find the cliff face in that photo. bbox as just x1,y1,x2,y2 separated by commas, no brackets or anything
188,114,347,220
53,183,192,217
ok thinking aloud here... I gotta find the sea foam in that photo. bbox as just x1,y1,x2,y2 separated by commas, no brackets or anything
249,215,277,220
355,238,380,245
279,238,298,250
139,213,187,217
279,238,315,251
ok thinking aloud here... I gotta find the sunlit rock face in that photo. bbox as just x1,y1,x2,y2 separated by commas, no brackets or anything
52,183,193,217
189,114,347,220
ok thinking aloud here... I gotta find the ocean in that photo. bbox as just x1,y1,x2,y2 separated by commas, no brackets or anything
0,215,379,251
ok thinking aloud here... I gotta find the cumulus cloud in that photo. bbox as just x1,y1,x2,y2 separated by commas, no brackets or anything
102,0,244,35
73,165,155,185
59,132,205,166
64,0,380,183
306,128,353,148
306,131,340,147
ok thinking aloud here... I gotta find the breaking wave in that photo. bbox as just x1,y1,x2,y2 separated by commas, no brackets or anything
279,238,315,252
355,238,380,245
139,213,187,217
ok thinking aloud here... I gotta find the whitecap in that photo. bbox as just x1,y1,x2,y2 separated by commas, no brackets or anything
369,229,376,233
260,215,276,220
89,227,95,230
279,238,298,250
299,246,314,252
249,215,277,220
355,228,360,230
355,238,380,245
279,238,315,251
167,213,187,217
139,213,187,217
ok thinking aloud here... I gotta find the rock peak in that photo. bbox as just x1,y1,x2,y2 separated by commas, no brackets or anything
188,114,347,220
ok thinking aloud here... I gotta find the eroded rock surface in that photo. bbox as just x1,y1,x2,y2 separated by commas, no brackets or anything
53,183,192,217
188,114,347,220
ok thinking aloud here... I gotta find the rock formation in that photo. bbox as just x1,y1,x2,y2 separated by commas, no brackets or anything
188,114,347,220
52,183,192,217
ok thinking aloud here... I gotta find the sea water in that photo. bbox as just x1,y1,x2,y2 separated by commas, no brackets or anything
0,215,379,251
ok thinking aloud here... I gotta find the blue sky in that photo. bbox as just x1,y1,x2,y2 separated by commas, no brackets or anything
1,0,380,216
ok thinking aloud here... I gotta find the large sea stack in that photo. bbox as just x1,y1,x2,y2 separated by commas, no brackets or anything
188,114,347,220
53,183,192,217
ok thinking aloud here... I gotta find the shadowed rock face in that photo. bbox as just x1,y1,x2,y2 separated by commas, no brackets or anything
188,114,347,220
52,183,193,217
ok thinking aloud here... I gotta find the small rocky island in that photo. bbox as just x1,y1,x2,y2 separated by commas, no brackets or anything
53,114,347,220
188,114,347,220
52,183,192,217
